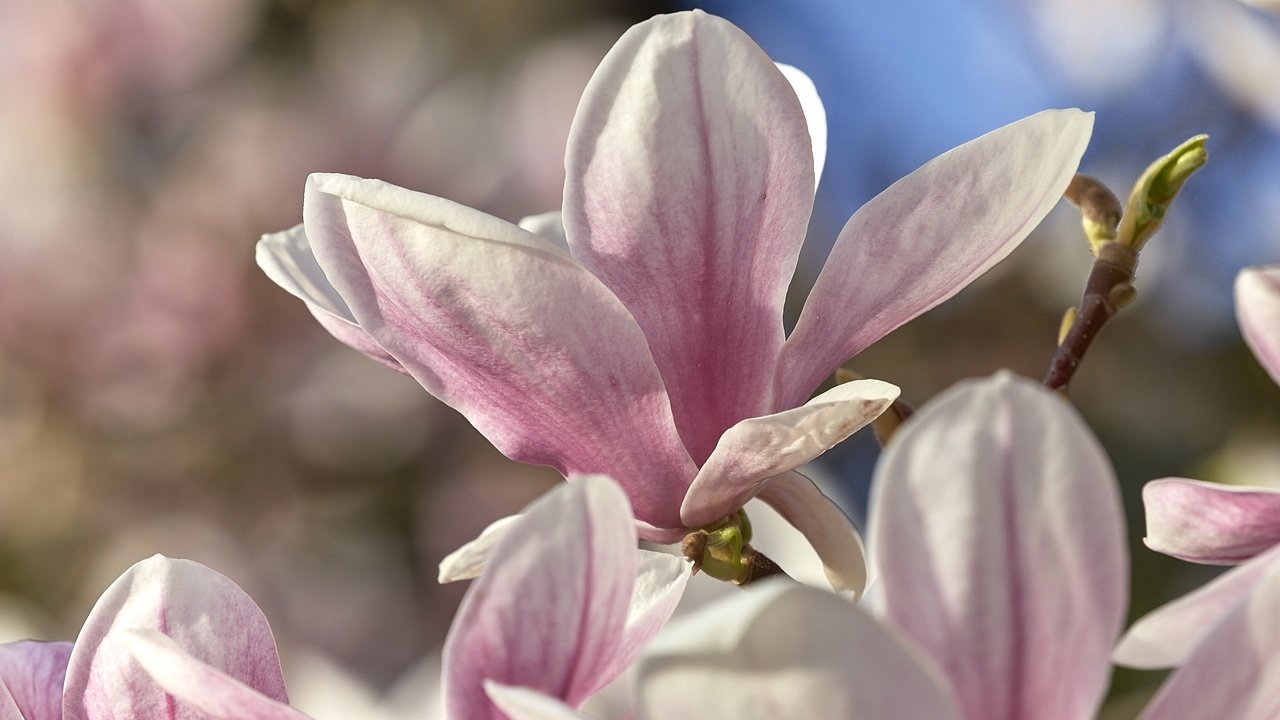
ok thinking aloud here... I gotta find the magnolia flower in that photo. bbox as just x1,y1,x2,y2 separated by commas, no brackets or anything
258,9,1092,590
1114,265,1280,668
0,555,306,720
443,475,688,719
494,374,1280,719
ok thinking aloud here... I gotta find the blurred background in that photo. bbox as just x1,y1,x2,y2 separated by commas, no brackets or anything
0,0,1277,715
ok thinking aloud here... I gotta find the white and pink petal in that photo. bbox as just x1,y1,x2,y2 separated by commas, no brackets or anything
756,471,868,597
681,379,898,528
1115,543,1280,670
443,476,682,719
257,225,405,373
1137,557,1280,719
0,641,72,720
870,372,1127,720
126,632,312,720
564,10,816,464
1143,477,1280,565
1237,265,1280,387
636,582,962,719
775,110,1094,408
303,174,697,532
62,555,288,720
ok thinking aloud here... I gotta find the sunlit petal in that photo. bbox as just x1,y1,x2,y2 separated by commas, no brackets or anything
681,379,897,527
776,110,1093,408
304,174,697,531
565,10,816,463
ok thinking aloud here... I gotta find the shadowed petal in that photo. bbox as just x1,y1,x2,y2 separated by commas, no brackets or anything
444,476,669,719
599,550,690,684
438,514,521,584
756,471,867,596
517,212,568,254
871,372,1127,720
637,582,961,719
681,379,897,527
304,173,697,531
63,555,287,720
1115,544,1280,669
126,632,312,720
1137,558,1280,719
1237,265,1280,386
258,225,405,373
485,684,589,720
564,10,816,464
0,685,20,720
0,641,72,720
776,110,1094,408
1144,478,1280,565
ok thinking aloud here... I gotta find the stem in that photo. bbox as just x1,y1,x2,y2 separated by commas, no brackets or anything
1043,242,1138,392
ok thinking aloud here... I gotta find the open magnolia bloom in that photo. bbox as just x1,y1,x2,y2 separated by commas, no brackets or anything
489,374,1280,720
258,9,1093,590
1115,265,1280,668
443,475,688,719
0,555,307,720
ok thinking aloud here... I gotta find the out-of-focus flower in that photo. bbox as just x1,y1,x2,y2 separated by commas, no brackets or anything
0,555,304,719
1116,265,1280,668
260,10,1092,591
444,475,688,719
501,374,1280,719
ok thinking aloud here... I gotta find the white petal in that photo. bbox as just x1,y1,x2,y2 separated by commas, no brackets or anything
437,514,521,584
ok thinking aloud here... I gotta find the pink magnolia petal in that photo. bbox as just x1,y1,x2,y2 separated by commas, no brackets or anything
870,372,1127,720
437,514,521,584
305,303,406,374
257,225,406,373
564,10,816,464
1115,543,1280,670
776,110,1094,408
1137,559,1280,720
681,379,898,527
1144,477,1280,565
756,471,867,597
484,683,592,720
1237,265,1280,386
304,173,697,531
126,631,312,720
637,582,962,719
0,641,72,720
443,476,640,719
63,555,287,720
0,683,22,720
598,550,690,684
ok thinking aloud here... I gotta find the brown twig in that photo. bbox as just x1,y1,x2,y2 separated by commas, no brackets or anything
1043,242,1137,392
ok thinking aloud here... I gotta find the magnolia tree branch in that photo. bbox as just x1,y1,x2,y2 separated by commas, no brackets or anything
1043,137,1208,394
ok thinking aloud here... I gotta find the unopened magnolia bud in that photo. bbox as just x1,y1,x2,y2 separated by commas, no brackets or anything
1118,135,1208,251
